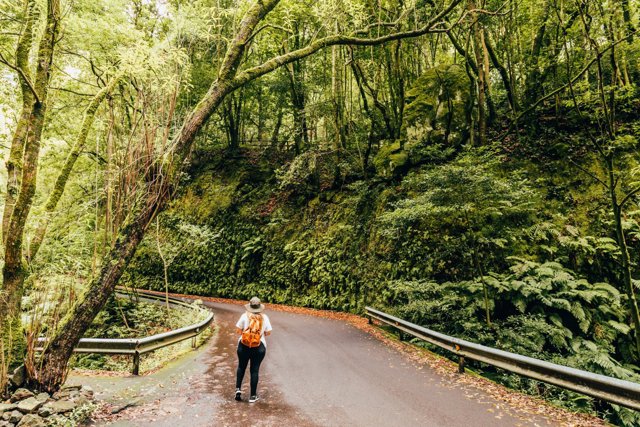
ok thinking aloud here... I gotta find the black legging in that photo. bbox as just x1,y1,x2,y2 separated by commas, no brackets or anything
236,342,266,396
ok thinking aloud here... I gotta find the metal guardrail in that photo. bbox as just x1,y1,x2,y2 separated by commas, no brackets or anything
37,289,214,375
365,307,640,411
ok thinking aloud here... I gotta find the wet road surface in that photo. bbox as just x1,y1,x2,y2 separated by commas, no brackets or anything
78,300,560,426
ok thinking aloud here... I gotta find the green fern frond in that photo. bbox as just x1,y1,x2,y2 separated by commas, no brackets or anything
607,320,631,334
549,297,572,311
593,282,620,297
570,302,587,322
549,313,564,328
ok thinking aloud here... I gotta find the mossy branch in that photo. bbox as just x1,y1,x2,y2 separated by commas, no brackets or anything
233,0,463,88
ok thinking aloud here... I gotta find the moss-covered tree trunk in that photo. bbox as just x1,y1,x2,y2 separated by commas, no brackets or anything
1,1,37,388
286,25,309,153
483,29,518,113
2,0,36,244
1,0,60,391
523,0,550,107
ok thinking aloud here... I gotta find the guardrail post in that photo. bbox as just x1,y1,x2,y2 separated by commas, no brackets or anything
191,336,196,348
132,351,140,375
394,323,405,341
458,356,465,374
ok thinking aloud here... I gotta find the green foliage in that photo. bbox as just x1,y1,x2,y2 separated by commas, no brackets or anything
276,150,353,195
380,149,535,230
3,0,640,420
276,150,321,192
122,143,640,424
377,149,537,284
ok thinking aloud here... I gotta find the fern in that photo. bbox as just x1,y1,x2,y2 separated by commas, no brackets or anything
607,320,631,334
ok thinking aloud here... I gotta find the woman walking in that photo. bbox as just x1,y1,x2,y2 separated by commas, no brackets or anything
235,296,272,403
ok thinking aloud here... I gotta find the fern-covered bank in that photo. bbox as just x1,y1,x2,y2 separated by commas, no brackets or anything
125,140,640,424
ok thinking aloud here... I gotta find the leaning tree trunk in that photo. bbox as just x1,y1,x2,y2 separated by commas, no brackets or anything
32,70,234,395
31,0,463,391
30,194,159,389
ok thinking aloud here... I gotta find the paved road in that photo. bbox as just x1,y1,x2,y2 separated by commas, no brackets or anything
202,302,550,427
81,300,559,426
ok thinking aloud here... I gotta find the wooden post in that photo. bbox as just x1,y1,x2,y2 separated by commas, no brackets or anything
132,352,140,375
458,355,465,374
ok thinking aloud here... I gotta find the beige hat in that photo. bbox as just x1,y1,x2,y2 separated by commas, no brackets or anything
245,296,265,313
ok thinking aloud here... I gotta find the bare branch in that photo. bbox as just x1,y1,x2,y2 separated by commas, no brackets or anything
619,186,640,208
567,157,609,189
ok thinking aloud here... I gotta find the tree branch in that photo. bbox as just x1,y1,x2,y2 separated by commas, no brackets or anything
567,157,609,189
619,186,640,208
233,0,463,87
0,50,41,104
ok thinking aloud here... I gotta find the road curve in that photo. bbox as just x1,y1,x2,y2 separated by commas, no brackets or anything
201,301,552,427
82,299,562,426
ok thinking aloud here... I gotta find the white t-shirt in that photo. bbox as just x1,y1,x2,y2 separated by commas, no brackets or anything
236,312,272,347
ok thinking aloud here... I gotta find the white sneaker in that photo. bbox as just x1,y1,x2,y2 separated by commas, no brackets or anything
249,395,259,403
235,388,242,401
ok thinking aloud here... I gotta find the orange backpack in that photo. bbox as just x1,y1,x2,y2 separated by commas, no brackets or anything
241,314,263,348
